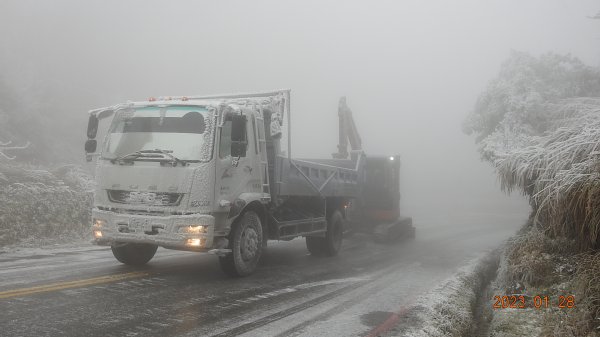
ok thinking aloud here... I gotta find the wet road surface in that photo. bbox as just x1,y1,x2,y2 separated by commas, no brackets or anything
0,210,526,337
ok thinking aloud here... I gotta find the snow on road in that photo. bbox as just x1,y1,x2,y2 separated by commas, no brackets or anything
0,203,528,337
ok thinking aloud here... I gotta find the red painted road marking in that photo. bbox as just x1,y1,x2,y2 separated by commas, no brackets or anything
365,300,414,337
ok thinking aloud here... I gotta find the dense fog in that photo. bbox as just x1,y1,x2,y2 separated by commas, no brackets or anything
0,0,598,221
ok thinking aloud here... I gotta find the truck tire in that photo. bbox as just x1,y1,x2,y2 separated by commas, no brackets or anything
111,243,158,266
219,211,263,277
306,210,343,257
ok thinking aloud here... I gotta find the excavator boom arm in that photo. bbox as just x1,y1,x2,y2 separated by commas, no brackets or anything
333,96,362,159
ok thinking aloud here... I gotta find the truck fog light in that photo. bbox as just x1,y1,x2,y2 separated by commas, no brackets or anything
180,225,207,234
93,230,103,238
93,218,106,228
186,238,206,247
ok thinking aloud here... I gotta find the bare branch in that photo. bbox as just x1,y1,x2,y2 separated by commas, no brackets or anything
0,151,16,160
1,141,30,151
0,140,30,161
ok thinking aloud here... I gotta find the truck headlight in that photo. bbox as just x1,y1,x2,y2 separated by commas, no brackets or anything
179,225,208,234
93,218,106,228
186,238,206,247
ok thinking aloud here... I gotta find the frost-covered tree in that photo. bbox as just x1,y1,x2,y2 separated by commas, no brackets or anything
463,51,600,162
464,52,600,249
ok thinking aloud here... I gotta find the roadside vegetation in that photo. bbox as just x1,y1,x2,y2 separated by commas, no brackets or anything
0,78,92,248
0,163,93,247
464,51,600,336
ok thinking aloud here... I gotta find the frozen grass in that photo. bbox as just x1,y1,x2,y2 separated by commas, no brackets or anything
497,221,576,291
541,252,600,337
574,253,600,328
488,307,542,337
386,252,499,337
493,98,600,250
0,163,93,247
491,224,599,337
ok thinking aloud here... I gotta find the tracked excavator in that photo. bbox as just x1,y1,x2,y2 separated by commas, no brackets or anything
331,97,415,241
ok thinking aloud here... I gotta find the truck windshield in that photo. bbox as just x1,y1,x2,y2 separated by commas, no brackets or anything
102,106,214,162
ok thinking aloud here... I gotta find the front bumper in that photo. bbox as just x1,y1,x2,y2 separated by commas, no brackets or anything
91,209,216,251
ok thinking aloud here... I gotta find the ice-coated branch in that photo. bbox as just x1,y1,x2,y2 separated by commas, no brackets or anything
0,139,30,160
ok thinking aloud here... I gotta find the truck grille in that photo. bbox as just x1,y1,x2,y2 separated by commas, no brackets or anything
107,190,183,206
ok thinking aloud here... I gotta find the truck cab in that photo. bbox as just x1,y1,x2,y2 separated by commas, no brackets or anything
87,96,273,275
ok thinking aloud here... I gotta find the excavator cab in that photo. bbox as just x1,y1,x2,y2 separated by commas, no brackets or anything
363,156,401,223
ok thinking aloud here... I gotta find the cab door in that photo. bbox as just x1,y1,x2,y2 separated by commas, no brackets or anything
214,112,262,209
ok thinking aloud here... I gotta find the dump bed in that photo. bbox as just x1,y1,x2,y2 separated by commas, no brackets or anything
273,154,364,199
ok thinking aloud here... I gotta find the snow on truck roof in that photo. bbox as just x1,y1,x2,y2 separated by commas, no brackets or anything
88,89,291,117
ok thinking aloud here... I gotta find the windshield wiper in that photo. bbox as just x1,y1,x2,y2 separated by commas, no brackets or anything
139,149,189,166
110,149,190,166
110,151,144,164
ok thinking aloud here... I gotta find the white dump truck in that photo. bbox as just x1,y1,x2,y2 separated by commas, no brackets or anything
85,90,412,276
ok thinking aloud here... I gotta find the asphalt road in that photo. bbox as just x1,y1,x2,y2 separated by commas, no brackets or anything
0,208,527,337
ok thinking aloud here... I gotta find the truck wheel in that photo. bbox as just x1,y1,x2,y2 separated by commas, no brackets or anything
306,236,326,256
111,243,158,266
219,211,263,277
306,210,343,257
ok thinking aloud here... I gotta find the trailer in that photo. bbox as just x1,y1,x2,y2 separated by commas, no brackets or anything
84,90,412,276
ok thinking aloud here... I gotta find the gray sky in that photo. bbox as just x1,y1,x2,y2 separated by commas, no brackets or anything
1,0,598,219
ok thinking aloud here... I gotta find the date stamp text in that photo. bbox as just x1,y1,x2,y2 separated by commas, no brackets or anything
492,295,575,309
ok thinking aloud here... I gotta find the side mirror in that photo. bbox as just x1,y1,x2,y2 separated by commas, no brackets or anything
87,114,99,139
85,139,97,153
231,114,247,157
